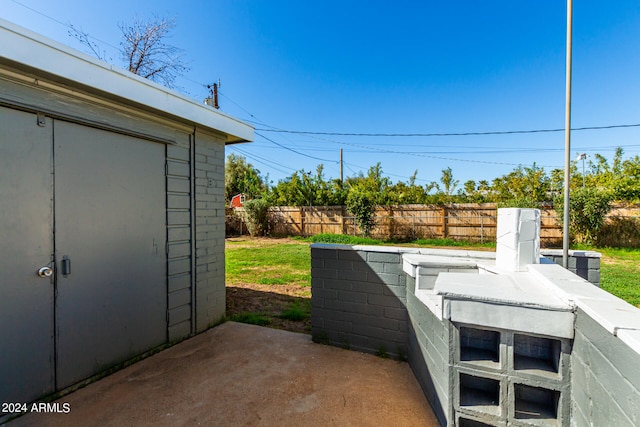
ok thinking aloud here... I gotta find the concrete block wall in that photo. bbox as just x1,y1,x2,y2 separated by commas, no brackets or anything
540,249,601,287
310,242,639,427
571,309,640,427
310,245,410,358
407,275,453,426
166,130,227,341
193,130,227,332
166,142,194,341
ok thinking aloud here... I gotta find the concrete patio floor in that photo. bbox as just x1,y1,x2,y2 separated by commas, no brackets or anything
11,322,439,426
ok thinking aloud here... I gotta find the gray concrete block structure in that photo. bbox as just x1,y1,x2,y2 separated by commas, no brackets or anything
311,208,640,426
540,249,601,287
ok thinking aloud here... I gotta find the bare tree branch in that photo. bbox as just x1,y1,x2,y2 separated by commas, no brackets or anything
118,16,189,88
68,24,111,62
69,16,190,89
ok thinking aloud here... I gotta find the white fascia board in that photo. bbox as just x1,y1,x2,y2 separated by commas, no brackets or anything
0,19,253,144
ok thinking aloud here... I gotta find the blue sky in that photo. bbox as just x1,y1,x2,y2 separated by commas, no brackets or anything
3,0,640,187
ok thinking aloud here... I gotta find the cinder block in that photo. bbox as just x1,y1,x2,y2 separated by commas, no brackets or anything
367,293,406,309
312,248,338,260
341,269,368,282
336,250,364,261
168,274,190,292
323,258,351,271
323,278,352,291
372,272,402,285
384,261,405,275
574,330,640,420
167,144,190,161
338,290,368,304
352,323,408,345
383,284,406,299
311,257,324,268
324,318,352,334
314,268,337,280
587,372,637,427
367,261,386,274
575,311,640,385
406,275,416,294
367,252,401,264
169,258,190,276
351,280,384,295
587,269,600,285
323,299,370,315
168,321,191,342
312,288,337,300
310,296,324,309
385,306,408,321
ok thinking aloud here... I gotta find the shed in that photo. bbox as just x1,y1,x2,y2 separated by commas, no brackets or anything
0,19,253,406
230,193,247,208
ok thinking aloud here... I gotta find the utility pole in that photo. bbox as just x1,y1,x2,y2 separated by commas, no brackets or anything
562,0,573,269
340,148,343,183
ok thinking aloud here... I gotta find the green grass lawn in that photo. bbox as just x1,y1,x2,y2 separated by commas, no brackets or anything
226,239,311,287
226,235,640,333
597,247,640,307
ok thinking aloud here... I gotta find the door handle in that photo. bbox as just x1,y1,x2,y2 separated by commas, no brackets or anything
37,266,53,278
61,256,71,277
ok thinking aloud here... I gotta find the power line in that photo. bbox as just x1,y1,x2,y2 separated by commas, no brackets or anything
255,123,640,138
231,147,294,176
255,132,337,163
9,0,121,52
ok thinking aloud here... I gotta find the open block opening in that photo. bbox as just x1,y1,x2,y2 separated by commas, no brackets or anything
458,416,495,427
514,334,561,376
460,327,500,367
459,373,500,414
514,384,560,421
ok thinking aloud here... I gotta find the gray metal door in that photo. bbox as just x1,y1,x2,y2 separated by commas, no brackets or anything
0,107,55,403
54,121,167,389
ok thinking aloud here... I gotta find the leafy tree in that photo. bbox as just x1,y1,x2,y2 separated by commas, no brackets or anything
268,166,345,206
346,187,377,236
490,164,550,206
426,167,459,204
225,154,267,202
440,167,459,198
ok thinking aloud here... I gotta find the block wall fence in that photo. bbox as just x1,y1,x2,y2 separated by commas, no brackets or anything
310,245,639,426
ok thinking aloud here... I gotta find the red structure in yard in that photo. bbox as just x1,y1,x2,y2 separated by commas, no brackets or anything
230,193,246,208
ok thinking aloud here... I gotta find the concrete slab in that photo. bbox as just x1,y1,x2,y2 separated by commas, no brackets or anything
9,322,438,426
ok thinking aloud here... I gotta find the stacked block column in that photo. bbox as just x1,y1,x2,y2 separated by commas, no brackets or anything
194,131,227,332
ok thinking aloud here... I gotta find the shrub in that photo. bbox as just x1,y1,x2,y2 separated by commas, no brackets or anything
555,187,613,244
346,188,376,237
243,198,270,236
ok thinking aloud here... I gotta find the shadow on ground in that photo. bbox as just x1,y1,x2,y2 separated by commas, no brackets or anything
226,286,311,334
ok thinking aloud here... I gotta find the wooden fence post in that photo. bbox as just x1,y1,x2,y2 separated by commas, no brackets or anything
442,206,448,239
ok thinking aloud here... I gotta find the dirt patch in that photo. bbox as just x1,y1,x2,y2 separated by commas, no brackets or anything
226,237,312,334
225,235,301,248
